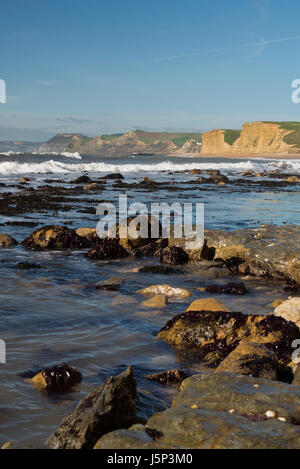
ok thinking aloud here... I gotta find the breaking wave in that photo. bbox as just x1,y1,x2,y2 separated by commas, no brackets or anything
0,157,299,176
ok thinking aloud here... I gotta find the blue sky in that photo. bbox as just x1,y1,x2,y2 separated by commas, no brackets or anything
1,0,300,140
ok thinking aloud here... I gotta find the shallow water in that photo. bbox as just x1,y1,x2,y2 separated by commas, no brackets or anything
0,153,299,447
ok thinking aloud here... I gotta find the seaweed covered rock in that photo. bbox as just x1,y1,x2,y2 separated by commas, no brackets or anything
132,238,168,258
95,373,300,449
85,238,128,260
47,366,137,449
72,175,92,184
189,239,215,262
158,310,300,366
215,342,278,380
205,282,249,295
31,364,82,394
104,215,162,252
145,369,188,386
0,234,17,248
160,246,189,265
22,225,90,251
104,172,124,180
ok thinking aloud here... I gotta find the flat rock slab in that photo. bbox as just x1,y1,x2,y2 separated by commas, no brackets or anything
96,373,300,449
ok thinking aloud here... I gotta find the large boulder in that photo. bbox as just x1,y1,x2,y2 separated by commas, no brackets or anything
47,367,137,449
274,297,300,329
22,225,91,251
215,342,278,380
0,234,17,248
95,373,300,449
158,309,300,366
203,225,300,285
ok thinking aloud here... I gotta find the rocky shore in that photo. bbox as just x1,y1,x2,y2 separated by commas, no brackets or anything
0,166,300,449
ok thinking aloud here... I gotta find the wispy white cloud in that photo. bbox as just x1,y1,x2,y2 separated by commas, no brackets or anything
147,34,300,63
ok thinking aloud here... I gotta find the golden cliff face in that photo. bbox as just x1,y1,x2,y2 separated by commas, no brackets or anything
201,129,234,155
202,122,300,155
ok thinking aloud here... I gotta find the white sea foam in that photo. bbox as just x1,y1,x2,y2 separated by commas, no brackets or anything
0,151,82,159
31,151,82,159
0,158,299,176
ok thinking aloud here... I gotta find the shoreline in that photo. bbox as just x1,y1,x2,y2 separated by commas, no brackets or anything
172,152,300,160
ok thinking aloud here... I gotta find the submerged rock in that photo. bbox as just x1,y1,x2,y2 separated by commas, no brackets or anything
104,172,124,180
85,238,128,260
22,225,90,251
14,262,42,269
0,234,17,248
205,282,249,295
31,364,82,394
158,309,300,366
138,265,180,275
47,366,137,449
272,298,285,309
160,246,189,265
138,284,191,299
145,369,188,386
274,297,300,329
95,373,300,449
142,295,167,308
215,342,278,380
96,277,124,291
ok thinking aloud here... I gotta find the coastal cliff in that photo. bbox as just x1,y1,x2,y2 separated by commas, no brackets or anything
4,121,300,157
201,121,300,155
38,130,202,156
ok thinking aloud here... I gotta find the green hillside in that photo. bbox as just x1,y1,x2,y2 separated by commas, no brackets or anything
264,121,300,148
223,129,241,146
134,130,202,147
